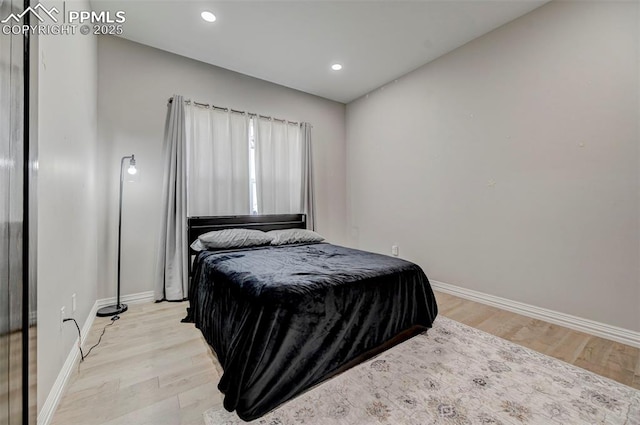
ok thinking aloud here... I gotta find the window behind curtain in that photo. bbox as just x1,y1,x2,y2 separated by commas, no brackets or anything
249,120,258,214
185,105,306,217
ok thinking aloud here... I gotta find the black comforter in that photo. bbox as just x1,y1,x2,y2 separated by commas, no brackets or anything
187,242,438,421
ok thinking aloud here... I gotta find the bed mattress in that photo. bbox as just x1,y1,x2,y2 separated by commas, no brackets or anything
186,242,438,420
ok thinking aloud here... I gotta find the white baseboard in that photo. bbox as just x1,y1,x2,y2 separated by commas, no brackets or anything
430,280,640,349
96,290,155,308
37,301,98,425
37,291,156,425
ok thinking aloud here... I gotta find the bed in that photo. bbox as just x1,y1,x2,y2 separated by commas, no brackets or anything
184,214,438,421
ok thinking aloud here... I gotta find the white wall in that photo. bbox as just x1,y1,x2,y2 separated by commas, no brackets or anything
346,1,640,332
97,36,347,298
37,0,98,409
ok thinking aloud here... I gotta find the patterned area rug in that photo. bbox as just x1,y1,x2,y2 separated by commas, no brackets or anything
204,317,639,424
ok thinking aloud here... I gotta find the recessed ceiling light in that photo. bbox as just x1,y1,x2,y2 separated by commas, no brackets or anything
331,63,343,71
201,11,216,23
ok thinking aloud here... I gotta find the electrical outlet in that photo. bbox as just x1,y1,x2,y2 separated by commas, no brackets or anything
72,293,77,313
60,306,65,331
392,245,399,257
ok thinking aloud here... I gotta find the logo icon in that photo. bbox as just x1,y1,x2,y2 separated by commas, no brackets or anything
1,3,59,23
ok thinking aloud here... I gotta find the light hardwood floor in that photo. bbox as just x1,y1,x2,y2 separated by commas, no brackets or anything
51,303,223,425
50,291,640,425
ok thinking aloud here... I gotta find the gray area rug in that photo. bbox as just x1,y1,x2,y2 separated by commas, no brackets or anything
204,317,639,424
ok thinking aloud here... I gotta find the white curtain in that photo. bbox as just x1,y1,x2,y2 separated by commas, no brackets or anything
255,118,301,214
255,118,315,229
186,106,250,216
155,95,188,301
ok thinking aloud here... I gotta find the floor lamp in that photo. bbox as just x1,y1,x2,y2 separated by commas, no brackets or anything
97,154,137,317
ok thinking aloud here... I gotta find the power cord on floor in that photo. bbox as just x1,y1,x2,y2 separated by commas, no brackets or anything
63,315,120,362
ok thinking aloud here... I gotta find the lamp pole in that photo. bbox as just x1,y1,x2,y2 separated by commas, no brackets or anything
97,154,136,317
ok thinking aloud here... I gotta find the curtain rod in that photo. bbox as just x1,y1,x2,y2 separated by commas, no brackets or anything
168,96,306,127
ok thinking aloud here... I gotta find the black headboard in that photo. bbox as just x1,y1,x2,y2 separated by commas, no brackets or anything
187,214,306,276
187,214,306,248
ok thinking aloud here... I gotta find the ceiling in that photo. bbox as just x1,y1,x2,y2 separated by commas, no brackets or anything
90,0,548,103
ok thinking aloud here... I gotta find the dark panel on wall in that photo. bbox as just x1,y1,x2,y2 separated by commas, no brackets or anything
0,0,34,423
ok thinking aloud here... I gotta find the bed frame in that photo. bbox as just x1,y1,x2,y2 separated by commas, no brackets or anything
187,214,306,275
186,213,436,420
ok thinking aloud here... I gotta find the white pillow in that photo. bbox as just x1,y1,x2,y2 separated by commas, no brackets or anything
190,239,206,252
197,228,273,250
268,229,325,246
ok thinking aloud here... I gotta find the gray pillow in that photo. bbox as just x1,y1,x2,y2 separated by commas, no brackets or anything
268,229,325,246
197,228,274,250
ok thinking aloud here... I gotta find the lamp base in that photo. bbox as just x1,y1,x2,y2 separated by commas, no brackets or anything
96,304,128,317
